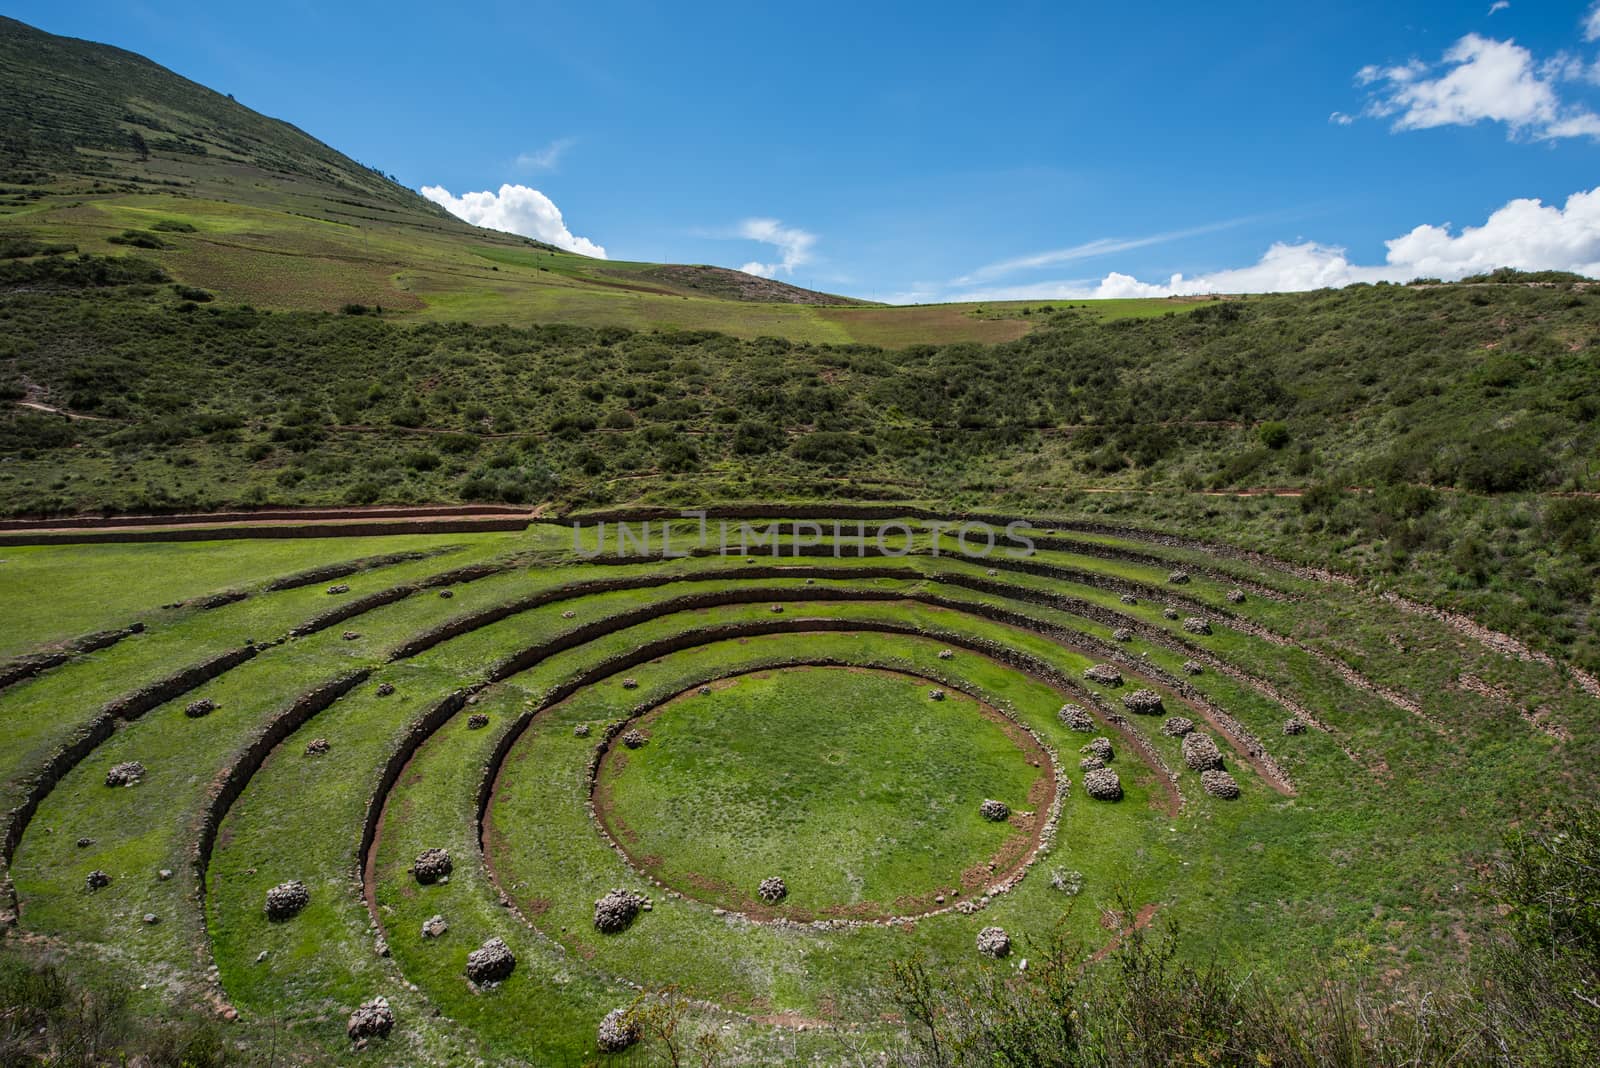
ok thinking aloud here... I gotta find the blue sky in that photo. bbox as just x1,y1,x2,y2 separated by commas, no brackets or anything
13,0,1600,300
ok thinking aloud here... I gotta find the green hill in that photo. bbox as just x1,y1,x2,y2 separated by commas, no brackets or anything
0,14,1194,343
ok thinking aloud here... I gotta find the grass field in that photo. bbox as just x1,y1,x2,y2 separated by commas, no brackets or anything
1,509,1593,1063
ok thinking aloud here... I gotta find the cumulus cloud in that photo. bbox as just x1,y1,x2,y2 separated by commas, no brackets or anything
515,138,575,172
1355,34,1600,140
737,218,816,278
931,187,1600,304
420,183,606,257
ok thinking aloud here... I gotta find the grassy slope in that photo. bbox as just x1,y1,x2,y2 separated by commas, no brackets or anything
0,15,1195,344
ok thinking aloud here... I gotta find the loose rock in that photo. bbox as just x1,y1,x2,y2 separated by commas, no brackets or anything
264,880,310,921
341,630,361,641
976,925,1011,958
1084,664,1123,686
1283,717,1308,735
346,997,393,1040
376,682,395,697
1183,660,1204,676
1182,617,1212,636
597,1007,640,1053
467,713,489,730
758,876,787,903
1080,736,1114,761
326,584,350,595
622,729,647,749
1058,704,1095,732
465,937,516,983
1082,767,1123,801
1161,716,1195,738
1079,755,1106,771
1201,769,1241,799
422,914,449,939
185,698,216,719
1168,570,1190,585
621,677,638,690
1122,689,1165,715
412,848,452,885
1112,627,1134,642
979,799,1010,822
86,870,111,891
928,688,946,701
574,724,591,738
1119,593,1137,605
105,761,145,787
1227,589,1246,604
938,649,954,660
305,738,330,756
594,889,648,933
1163,606,1180,620
439,589,454,599
1182,732,1224,771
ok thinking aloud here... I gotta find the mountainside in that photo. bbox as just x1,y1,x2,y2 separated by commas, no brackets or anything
0,15,1094,344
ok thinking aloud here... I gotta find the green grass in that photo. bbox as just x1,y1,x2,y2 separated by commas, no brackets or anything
597,665,1044,915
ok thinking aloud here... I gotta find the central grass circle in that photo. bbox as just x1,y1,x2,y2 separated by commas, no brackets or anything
593,665,1051,918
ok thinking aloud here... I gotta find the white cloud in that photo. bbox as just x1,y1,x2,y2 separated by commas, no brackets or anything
952,219,1253,286
1488,1,1510,15
1329,110,1355,125
419,183,606,257
1586,2,1600,42
737,218,816,278
1356,34,1600,140
925,187,1600,304
515,137,575,172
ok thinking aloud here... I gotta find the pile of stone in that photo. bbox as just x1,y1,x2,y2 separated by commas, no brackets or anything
1183,660,1204,676
1200,769,1241,799
1283,717,1308,735
467,713,489,730
422,914,448,939
597,1007,640,1053
264,880,310,921
562,610,576,619
938,649,954,660
341,631,361,642
465,937,516,983
928,689,946,701
1168,570,1190,585
86,870,111,891
979,799,1010,822
105,761,145,787
305,738,330,755
1080,737,1114,761
412,848,452,885
1227,589,1246,604
976,925,1011,958
1182,617,1212,636
346,997,393,1041
1084,664,1123,686
1163,606,1180,620
439,589,454,599
1122,689,1164,715
574,724,591,738
758,876,788,903
1083,767,1123,801
1119,593,1137,605
1050,868,1084,895
1112,628,1134,642
621,677,638,690
326,584,351,595
698,686,711,696
1182,732,1224,771
1058,704,1095,732
594,889,649,933
375,682,395,697
622,729,647,749
1079,755,1106,771
769,604,784,614
185,698,217,719
1161,717,1195,738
